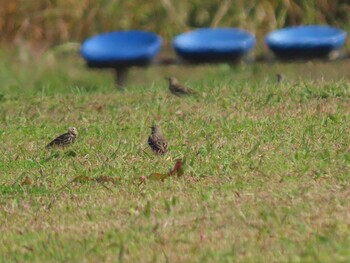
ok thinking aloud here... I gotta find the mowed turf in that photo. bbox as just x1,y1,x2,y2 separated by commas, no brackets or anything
1,51,350,262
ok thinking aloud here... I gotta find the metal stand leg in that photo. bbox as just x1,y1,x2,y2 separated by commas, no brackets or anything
115,68,129,90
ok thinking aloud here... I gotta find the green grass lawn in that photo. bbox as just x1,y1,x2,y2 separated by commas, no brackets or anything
1,50,350,262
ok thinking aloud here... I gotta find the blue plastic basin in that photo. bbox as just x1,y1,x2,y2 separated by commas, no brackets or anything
173,28,256,63
266,25,347,59
81,30,162,67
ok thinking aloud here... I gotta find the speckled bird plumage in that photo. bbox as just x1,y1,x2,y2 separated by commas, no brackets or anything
46,127,78,148
148,125,168,155
167,77,196,96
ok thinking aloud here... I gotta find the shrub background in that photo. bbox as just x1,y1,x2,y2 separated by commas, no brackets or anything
1,0,349,49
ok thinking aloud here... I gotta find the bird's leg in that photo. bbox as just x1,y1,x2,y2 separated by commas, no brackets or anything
114,67,129,91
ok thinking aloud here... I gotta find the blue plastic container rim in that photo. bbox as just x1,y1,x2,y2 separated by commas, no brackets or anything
81,30,162,63
265,25,347,48
173,28,256,53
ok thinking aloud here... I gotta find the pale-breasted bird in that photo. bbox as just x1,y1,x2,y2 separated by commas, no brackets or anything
167,77,196,96
46,127,78,148
148,125,168,155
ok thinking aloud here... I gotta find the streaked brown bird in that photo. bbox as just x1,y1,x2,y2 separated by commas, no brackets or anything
276,73,285,84
148,125,168,155
167,77,196,96
46,127,78,148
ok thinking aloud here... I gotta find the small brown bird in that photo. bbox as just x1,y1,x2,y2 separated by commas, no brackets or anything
46,127,78,148
276,73,285,84
167,77,196,96
148,125,168,155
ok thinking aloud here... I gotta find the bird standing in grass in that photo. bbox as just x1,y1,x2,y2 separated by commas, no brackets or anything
167,77,196,96
148,125,168,155
276,73,285,84
46,127,78,148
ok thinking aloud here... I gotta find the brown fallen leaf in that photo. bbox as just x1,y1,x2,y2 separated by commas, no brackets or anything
92,103,105,112
72,176,93,183
21,176,33,186
141,159,186,184
95,175,119,185
148,173,169,181
170,159,184,177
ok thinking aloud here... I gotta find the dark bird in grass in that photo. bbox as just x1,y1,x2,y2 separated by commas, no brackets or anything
46,127,78,148
167,77,196,96
148,125,168,155
276,73,285,84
